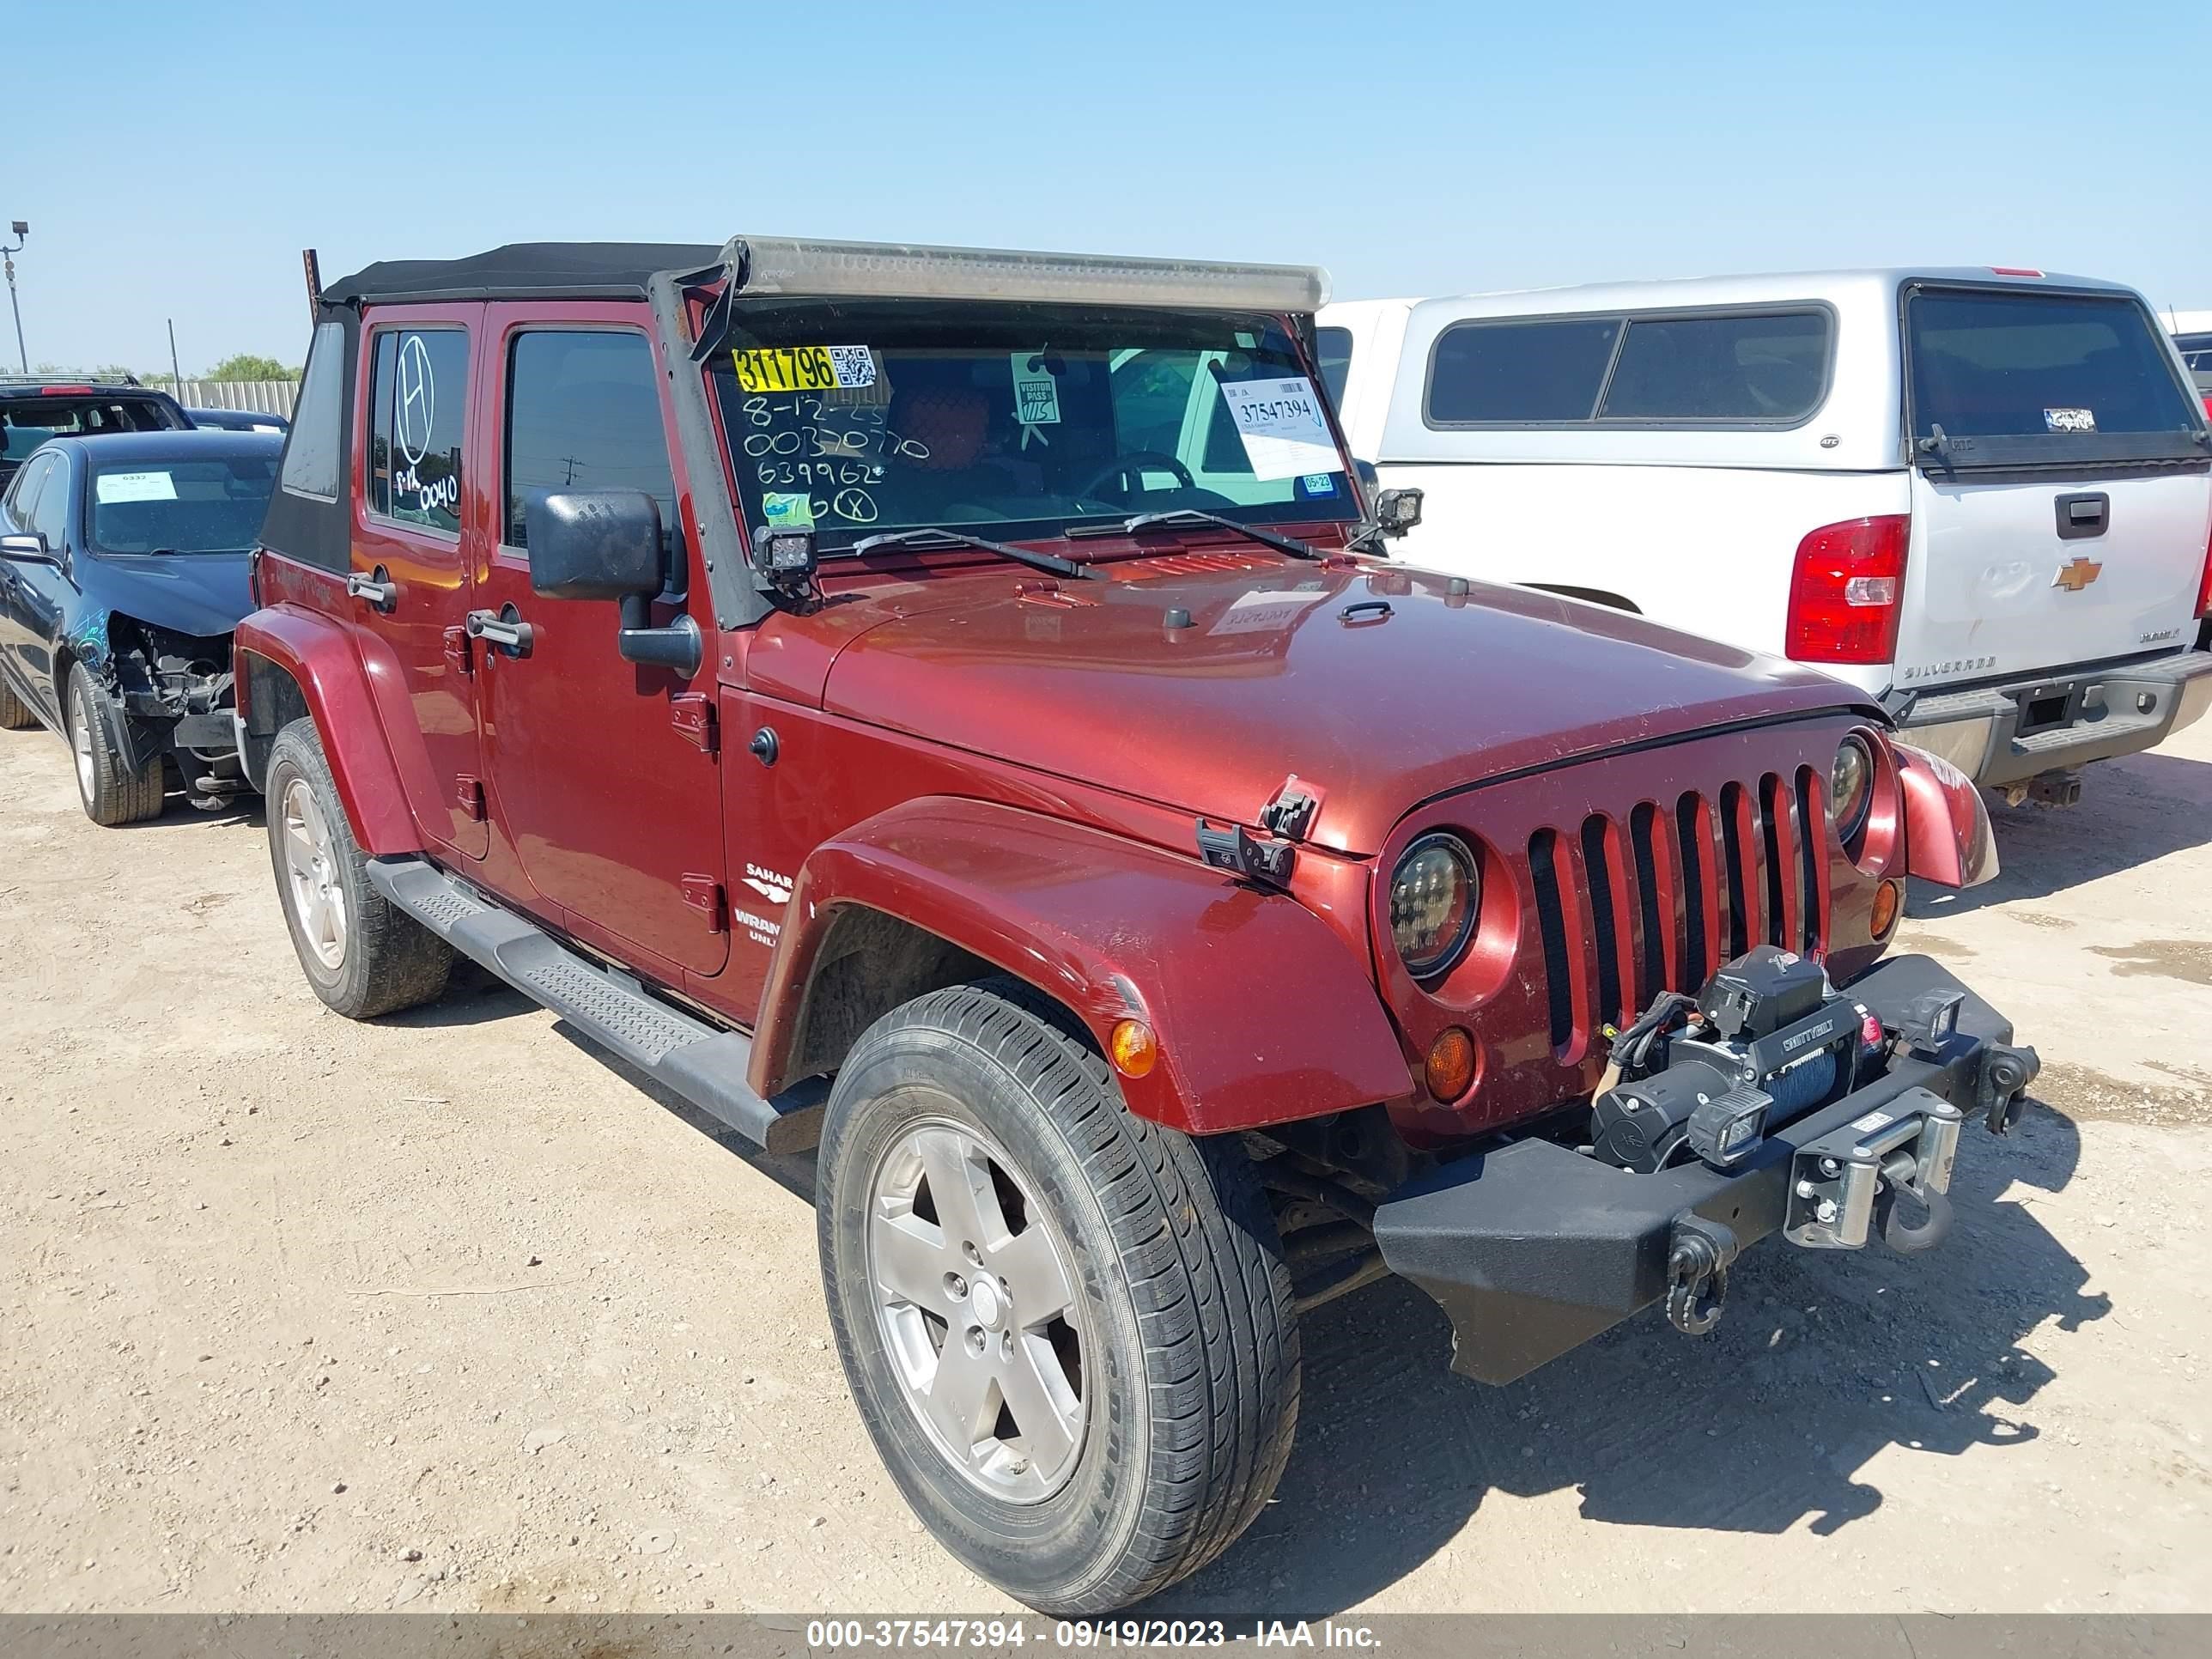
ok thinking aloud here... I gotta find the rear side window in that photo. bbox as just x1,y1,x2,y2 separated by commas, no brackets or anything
278,320,345,501
368,326,469,535
1598,311,1830,421
502,331,677,553
1316,326,1354,408
1907,290,2200,441
1427,318,1621,423
1426,307,1832,426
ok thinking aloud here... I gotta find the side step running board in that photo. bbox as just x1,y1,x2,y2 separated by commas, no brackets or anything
366,855,823,1154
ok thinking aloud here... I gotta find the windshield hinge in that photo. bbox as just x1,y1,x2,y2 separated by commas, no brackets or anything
672,692,718,754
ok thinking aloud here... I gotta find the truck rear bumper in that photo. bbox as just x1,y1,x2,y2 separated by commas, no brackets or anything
1370,956,2034,1385
1897,647,2212,787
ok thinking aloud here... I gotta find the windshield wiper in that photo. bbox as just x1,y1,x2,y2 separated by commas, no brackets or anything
851,526,1095,580
1063,508,1322,562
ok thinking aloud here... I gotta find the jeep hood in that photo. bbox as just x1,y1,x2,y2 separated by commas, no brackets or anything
815,562,1876,855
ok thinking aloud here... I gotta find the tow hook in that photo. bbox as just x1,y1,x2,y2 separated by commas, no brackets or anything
1663,1213,1740,1335
1978,1042,2041,1134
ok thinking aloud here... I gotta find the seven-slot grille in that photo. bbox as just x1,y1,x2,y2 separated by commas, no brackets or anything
1528,768,1831,1059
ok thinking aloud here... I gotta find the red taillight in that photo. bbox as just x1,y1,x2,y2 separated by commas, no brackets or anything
1787,514,1911,665
2196,520,2212,619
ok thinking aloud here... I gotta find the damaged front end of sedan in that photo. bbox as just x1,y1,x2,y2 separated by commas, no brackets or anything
90,614,250,809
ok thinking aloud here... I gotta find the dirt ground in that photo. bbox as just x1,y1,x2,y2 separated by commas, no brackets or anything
3,713,2209,1619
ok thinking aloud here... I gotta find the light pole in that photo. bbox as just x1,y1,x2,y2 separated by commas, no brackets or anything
3,221,26,374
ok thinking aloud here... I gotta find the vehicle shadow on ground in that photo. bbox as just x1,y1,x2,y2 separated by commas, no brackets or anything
1143,1100,2104,1619
1909,750,2212,921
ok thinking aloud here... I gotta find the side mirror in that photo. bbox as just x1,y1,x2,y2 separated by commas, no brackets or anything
1376,487,1424,538
525,489,664,600
0,531,58,567
524,489,701,678
1352,459,1381,492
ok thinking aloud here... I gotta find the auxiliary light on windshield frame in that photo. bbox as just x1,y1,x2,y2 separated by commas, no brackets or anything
708,234,1329,314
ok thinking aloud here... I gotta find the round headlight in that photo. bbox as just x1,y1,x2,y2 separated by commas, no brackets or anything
1830,733,1875,843
1390,833,1479,979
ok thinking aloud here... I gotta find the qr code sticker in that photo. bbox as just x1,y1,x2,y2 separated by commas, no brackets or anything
828,345,878,389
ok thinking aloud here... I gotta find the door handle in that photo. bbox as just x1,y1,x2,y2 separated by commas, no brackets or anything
465,605,536,658
2055,491,2108,540
346,567,399,612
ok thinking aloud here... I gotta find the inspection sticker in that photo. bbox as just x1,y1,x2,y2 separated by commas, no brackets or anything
2044,406,2096,433
732,345,877,394
94,471,178,503
762,491,816,529
1218,375,1337,481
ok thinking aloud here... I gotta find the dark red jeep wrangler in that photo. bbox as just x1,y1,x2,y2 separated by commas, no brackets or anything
232,237,2036,1613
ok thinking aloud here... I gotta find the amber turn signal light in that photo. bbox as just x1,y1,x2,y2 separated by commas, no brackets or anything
1110,1018,1158,1079
1425,1025,1476,1102
1870,878,1901,938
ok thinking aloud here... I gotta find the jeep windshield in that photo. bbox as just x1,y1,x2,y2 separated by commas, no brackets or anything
707,300,1357,554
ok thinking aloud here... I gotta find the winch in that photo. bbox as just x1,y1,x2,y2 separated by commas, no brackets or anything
1590,945,1880,1177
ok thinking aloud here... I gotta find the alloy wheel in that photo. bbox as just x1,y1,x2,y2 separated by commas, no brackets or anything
866,1115,1090,1504
280,776,348,970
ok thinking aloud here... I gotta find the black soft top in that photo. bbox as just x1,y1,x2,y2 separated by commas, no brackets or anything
322,242,722,306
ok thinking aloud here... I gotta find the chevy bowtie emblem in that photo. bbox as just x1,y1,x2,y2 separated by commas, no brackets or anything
2053,556,2103,593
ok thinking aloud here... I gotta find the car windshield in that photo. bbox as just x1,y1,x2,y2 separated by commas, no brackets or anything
87,453,279,554
707,299,1356,553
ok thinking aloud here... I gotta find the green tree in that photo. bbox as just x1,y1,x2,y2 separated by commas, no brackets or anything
204,352,300,383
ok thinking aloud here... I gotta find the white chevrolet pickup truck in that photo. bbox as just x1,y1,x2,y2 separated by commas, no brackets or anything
1322,269,2212,804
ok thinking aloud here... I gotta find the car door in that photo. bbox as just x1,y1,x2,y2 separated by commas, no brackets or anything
468,304,728,981
15,451,78,721
352,308,491,860
0,452,57,705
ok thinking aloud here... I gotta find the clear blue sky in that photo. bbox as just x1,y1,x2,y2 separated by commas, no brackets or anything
6,0,2207,374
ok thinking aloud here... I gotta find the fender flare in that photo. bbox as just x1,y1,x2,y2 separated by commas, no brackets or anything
1893,740,1999,887
753,796,1414,1136
233,604,421,855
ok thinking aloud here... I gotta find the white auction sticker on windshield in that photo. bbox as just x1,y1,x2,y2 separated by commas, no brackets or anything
95,471,178,503
1218,376,1338,481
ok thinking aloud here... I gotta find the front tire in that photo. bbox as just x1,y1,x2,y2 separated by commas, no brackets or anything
65,663,164,825
264,717,453,1019
817,981,1298,1614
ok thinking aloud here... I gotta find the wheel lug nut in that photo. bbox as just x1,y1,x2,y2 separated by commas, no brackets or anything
964,1328,986,1356
1000,1331,1013,1359
963,1242,981,1266
944,1273,968,1299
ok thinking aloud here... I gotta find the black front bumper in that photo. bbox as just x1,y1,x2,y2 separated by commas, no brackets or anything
1371,956,2035,1385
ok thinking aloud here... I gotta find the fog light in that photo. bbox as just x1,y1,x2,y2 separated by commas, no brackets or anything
1425,1026,1476,1101
1686,1085,1772,1169
1109,1018,1158,1079
1869,878,1901,937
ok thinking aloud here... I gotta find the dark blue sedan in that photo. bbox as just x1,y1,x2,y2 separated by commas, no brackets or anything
0,428,280,823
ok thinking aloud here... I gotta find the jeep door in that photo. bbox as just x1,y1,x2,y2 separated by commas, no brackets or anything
468,305,728,981
1897,283,2212,689
353,307,491,860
